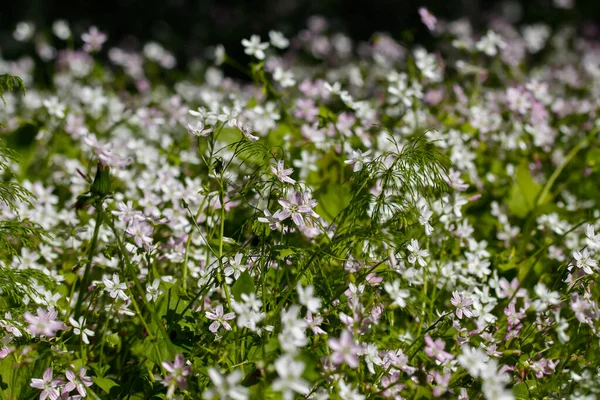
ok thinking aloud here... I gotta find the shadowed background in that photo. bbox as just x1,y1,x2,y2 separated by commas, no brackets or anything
0,0,598,67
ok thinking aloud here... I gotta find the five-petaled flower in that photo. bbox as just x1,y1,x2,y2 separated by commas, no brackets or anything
451,291,474,319
344,149,372,172
328,330,363,368
63,368,93,398
273,191,318,227
270,160,296,184
424,335,454,363
81,26,107,52
187,121,214,137
241,35,269,60
206,304,236,333
162,354,192,399
103,274,129,301
69,316,95,344
407,239,430,267
25,308,67,337
30,368,62,400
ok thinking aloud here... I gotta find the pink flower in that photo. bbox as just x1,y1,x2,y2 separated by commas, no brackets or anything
432,371,451,397
205,305,235,333
30,368,63,400
450,291,474,319
162,354,191,399
125,220,154,248
24,308,67,337
81,26,107,52
424,335,454,363
273,191,318,227
305,312,326,335
328,330,362,368
63,368,93,398
419,8,437,31
504,302,526,327
270,160,296,184
187,121,214,137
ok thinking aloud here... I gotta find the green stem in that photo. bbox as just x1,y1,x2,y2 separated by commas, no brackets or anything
536,128,598,207
74,199,103,319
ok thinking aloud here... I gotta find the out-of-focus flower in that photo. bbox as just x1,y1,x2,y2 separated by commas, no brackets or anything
419,8,437,31
13,22,35,42
82,26,107,52
241,35,269,60
25,308,67,337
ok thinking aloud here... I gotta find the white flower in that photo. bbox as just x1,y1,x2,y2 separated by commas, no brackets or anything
324,81,342,95
457,346,489,378
81,26,107,52
103,274,129,301
475,30,506,56
273,67,296,88
585,224,600,250
572,249,598,275
272,355,310,400
344,149,372,172
187,121,214,137
532,283,561,312
361,343,383,374
203,368,249,400
270,160,296,184
269,31,289,49
43,97,66,118
223,253,247,280
241,35,269,60
406,239,429,267
146,279,163,302
522,24,551,54
384,280,410,308
338,380,365,400
419,205,434,235
236,120,259,142
52,20,71,40
13,21,35,42
296,283,321,313
69,317,94,344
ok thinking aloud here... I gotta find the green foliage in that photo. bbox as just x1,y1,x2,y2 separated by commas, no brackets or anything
0,76,51,307
507,163,543,218
0,74,26,103
0,350,49,399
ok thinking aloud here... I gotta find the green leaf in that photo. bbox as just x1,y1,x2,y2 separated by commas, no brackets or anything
586,147,600,171
513,382,531,399
315,181,351,222
94,377,120,394
140,336,176,366
506,163,542,218
0,354,48,399
231,271,255,301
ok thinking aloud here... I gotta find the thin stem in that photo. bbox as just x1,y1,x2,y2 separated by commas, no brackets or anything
74,199,103,319
536,128,598,207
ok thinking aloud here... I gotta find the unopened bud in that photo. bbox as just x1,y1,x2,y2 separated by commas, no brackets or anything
90,162,111,196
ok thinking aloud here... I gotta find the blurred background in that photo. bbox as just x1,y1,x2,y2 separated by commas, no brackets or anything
0,0,597,68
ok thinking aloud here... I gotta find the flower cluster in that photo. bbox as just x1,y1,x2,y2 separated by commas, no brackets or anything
1,7,600,400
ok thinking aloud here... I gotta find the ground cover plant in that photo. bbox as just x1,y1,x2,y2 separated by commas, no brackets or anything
1,7,600,399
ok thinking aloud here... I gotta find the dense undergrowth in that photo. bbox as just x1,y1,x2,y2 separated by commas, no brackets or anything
1,9,600,400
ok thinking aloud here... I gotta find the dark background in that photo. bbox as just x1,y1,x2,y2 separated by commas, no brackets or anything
1,0,598,66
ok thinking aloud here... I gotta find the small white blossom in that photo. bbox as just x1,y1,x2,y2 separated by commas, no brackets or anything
241,35,269,60
69,317,95,344
269,31,290,49
344,149,372,172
